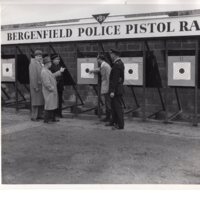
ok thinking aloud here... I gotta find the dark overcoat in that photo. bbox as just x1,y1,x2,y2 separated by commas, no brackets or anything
109,58,125,95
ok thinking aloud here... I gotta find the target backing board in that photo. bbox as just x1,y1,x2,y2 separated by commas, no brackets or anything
1,58,15,82
77,58,98,85
168,56,195,87
121,57,143,85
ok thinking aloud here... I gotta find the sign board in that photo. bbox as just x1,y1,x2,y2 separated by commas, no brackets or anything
77,58,98,84
121,57,143,85
168,56,195,87
1,58,15,82
1,15,200,44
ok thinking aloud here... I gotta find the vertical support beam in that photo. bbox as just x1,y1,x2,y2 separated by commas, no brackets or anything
97,73,101,118
75,85,78,117
15,46,19,112
157,87,166,111
193,39,199,126
75,44,78,117
29,46,32,113
142,41,146,121
175,87,181,110
164,39,169,123
130,86,139,108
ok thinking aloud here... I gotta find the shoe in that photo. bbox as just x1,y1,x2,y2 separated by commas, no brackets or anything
44,120,49,123
112,125,124,130
37,117,44,120
31,118,39,122
100,118,110,122
52,119,60,122
105,122,115,126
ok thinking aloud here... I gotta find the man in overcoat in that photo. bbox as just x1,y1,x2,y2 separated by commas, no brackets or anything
41,56,64,123
108,48,125,130
49,54,64,118
29,50,44,121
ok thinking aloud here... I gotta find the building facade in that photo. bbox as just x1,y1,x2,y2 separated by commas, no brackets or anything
1,9,200,123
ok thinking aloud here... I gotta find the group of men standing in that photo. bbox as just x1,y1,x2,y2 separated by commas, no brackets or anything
90,48,125,130
29,48,125,129
29,50,64,123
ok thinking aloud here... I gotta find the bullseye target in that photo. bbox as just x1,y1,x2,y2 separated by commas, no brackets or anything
173,62,191,80
77,58,98,84
1,58,15,82
168,56,195,87
121,57,143,85
124,63,139,80
80,63,95,79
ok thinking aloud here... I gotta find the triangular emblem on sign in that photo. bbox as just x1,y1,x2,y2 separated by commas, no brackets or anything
92,13,109,24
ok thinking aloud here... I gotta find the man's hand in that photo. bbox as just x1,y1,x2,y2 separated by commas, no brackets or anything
60,67,65,73
89,70,94,74
110,92,115,98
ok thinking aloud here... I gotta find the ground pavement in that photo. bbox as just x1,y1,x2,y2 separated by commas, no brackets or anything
1,108,200,184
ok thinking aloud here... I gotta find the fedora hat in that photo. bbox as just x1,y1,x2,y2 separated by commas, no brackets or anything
43,56,51,64
34,50,43,56
51,54,60,60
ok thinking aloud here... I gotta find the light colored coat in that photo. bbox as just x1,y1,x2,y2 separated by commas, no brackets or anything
100,61,111,94
41,68,61,110
29,58,44,106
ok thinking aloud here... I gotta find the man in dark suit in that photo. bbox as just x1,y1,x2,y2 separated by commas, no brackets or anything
107,48,125,130
49,54,64,118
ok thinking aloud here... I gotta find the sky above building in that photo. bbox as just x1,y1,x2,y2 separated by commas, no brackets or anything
1,0,200,25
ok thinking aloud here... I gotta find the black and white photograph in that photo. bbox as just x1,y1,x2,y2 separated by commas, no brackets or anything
1,0,200,196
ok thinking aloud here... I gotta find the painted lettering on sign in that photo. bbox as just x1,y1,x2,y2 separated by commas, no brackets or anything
2,15,200,44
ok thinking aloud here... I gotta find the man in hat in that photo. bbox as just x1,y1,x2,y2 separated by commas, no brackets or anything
108,48,125,130
41,56,65,123
49,54,65,118
89,54,112,122
29,49,44,121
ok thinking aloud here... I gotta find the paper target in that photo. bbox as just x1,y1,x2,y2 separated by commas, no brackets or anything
173,62,191,80
124,63,139,80
1,58,15,82
2,63,13,77
121,57,143,85
77,58,98,84
168,56,195,87
81,63,94,79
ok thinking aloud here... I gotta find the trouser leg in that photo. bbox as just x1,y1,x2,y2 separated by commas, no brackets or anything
104,93,111,120
52,110,56,121
111,98,117,125
38,105,44,118
114,95,124,129
31,106,38,120
44,110,49,122
57,88,63,116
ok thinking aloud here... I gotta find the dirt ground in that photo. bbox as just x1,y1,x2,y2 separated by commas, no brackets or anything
1,108,200,184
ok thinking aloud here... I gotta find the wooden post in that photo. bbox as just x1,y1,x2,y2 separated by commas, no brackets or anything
164,39,169,123
97,73,101,119
75,44,78,117
193,39,199,126
15,46,19,112
142,41,146,121
28,46,32,114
